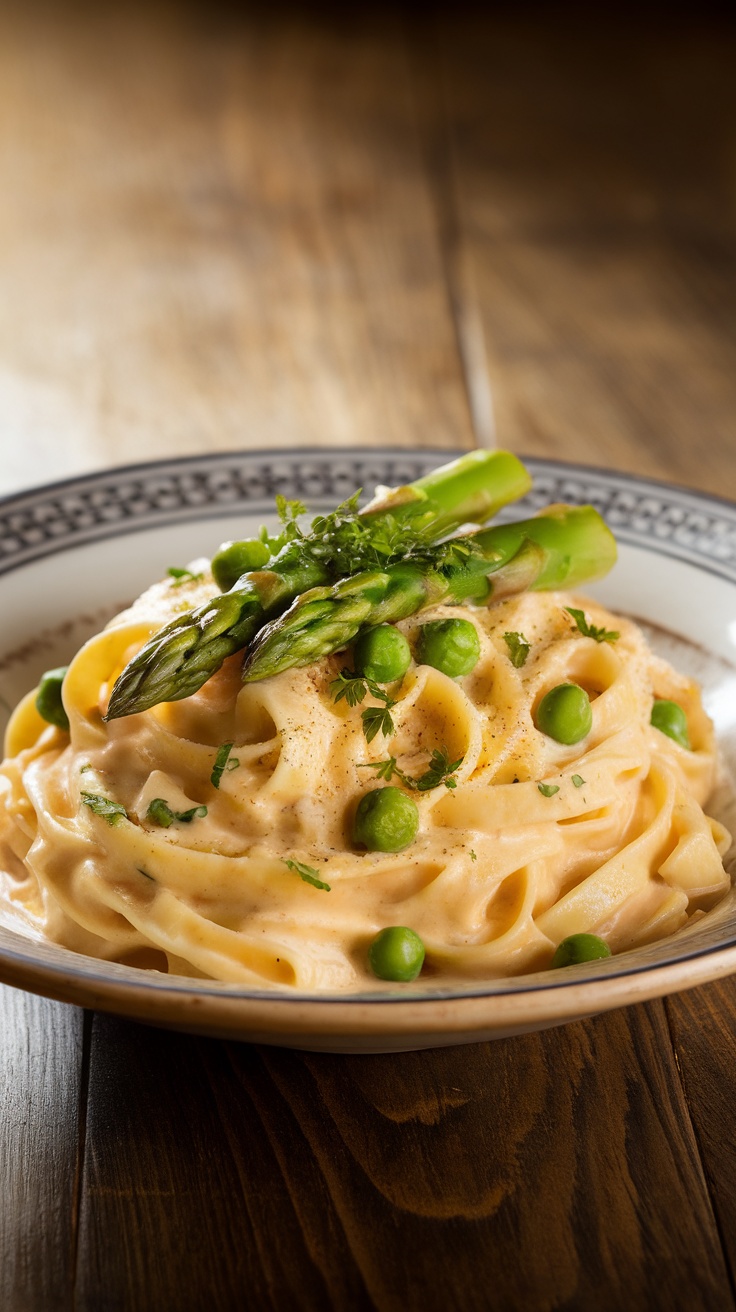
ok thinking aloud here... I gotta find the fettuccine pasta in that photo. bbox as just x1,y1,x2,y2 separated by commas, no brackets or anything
0,569,730,990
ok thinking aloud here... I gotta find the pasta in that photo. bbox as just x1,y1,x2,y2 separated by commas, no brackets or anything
0,568,731,990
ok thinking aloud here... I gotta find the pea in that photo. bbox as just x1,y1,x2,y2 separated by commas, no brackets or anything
35,666,70,731
353,787,419,853
354,624,411,684
368,926,426,982
416,618,480,677
551,933,612,968
651,698,690,750
211,539,270,591
535,682,592,745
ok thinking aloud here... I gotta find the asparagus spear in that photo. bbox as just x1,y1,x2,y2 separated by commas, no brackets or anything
105,450,531,719
241,505,617,682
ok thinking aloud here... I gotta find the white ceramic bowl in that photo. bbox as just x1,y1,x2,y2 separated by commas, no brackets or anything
0,450,734,1052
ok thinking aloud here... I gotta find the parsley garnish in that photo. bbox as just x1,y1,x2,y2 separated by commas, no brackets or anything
275,494,307,525
211,742,240,788
359,746,463,792
415,747,463,791
502,631,531,668
266,487,449,579
79,763,93,774
330,669,372,708
571,774,585,788
469,849,477,862
538,783,560,797
147,798,208,828
81,792,129,825
361,703,397,744
167,566,204,586
284,858,331,891
330,669,397,742
565,607,619,644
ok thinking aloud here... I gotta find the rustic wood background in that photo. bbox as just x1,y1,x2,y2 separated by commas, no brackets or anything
1,2,735,1308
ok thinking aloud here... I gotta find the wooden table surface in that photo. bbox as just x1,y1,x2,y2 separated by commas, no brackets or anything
1,3,735,1308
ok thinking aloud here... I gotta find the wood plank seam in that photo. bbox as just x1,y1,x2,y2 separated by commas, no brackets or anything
70,1009,93,1309
663,996,736,1307
404,12,495,452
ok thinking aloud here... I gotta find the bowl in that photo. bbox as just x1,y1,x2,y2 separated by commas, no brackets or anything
0,449,734,1051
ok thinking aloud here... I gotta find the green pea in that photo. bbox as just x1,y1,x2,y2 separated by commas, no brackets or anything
551,933,612,968
416,618,480,678
368,926,426,982
651,698,690,750
354,625,411,684
535,682,592,745
35,666,70,731
353,787,419,853
211,539,270,591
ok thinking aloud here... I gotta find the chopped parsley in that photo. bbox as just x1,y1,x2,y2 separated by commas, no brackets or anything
469,849,477,862
359,746,463,792
565,607,619,644
167,566,204,586
275,494,308,526
265,487,458,578
502,631,531,668
359,756,402,783
283,858,331,892
415,747,463,791
360,703,397,744
81,792,129,825
538,783,560,798
146,798,208,828
211,742,240,788
571,774,586,788
330,668,397,742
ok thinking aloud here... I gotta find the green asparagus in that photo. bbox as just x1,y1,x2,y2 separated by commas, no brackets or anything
241,505,617,682
105,450,531,719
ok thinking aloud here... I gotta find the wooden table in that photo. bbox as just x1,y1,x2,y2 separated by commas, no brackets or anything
2,3,735,1307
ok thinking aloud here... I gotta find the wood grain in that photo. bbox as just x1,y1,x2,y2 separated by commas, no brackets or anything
0,986,84,1312
0,0,473,500
437,6,736,496
72,1004,732,1312
667,978,736,1290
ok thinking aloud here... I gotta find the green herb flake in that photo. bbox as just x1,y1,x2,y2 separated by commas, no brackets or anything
275,494,307,527
415,747,463,792
538,783,560,798
284,858,331,892
147,798,208,828
470,849,477,862
571,774,586,788
330,669,370,708
81,792,129,825
79,764,93,774
361,703,396,743
211,742,240,788
565,607,619,644
331,668,397,742
136,867,156,882
502,631,531,668
167,566,204,586
359,746,463,792
358,756,402,783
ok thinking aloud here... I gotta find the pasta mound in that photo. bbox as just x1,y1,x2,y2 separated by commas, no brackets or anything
0,577,731,990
